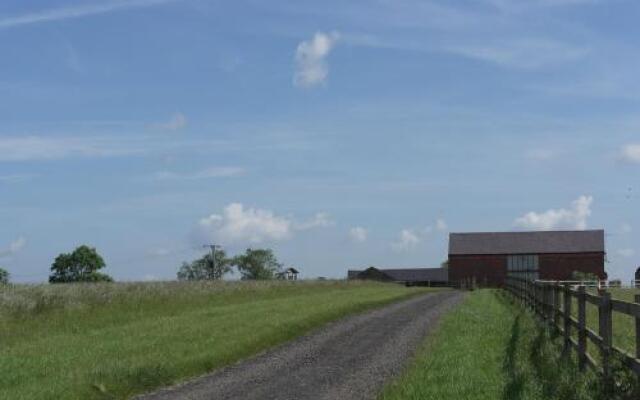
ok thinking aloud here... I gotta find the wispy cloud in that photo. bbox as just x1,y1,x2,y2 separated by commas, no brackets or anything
620,144,640,164
349,227,368,243
445,38,589,69
154,167,245,180
294,32,340,88
295,212,335,230
0,237,26,258
0,173,37,183
0,0,179,30
391,229,420,252
152,112,187,132
617,248,635,258
0,136,144,162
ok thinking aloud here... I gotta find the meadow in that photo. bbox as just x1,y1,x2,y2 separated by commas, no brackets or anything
380,289,637,400
0,280,432,400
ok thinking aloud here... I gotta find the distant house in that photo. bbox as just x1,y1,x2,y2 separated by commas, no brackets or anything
281,267,299,281
635,267,640,288
347,267,449,286
448,230,606,287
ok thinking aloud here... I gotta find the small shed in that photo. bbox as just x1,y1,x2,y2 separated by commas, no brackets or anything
283,267,299,281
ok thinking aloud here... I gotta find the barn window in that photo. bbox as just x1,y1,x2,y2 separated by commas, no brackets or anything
507,255,539,280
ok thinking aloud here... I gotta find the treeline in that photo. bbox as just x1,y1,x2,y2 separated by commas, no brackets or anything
177,248,285,281
0,245,288,285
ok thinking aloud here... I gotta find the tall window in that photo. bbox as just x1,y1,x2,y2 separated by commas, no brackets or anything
507,254,539,281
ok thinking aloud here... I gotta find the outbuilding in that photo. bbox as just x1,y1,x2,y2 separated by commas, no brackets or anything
347,267,449,286
448,230,606,287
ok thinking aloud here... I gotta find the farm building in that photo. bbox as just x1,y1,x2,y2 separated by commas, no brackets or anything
347,267,449,286
448,230,606,287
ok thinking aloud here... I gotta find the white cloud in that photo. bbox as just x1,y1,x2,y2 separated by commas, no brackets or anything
154,112,187,131
0,0,178,30
620,144,640,164
0,237,26,258
197,203,292,244
0,136,143,162
391,229,420,252
194,204,333,245
294,32,339,88
617,248,635,258
349,227,368,243
514,195,593,230
295,212,334,230
154,167,245,180
436,218,448,232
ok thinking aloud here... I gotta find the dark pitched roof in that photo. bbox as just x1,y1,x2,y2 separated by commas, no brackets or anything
448,230,605,255
348,267,448,282
284,267,299,273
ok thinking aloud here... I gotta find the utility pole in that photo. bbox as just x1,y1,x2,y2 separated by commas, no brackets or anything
203,244,220,279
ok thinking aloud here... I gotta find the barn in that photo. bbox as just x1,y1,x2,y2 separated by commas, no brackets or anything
448,230,606,287
348,267,449,286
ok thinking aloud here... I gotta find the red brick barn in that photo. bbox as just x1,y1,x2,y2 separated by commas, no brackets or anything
448,230,606,287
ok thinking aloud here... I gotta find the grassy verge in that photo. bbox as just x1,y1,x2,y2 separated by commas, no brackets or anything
0,280,434,400
381,289,638,400
577,288,640,356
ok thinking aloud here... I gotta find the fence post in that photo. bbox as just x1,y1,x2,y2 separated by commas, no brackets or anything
599,291,612,378
544,284,551,324
635,294,640,360
563,283,572,354
553,284,560,329
578,285,587,371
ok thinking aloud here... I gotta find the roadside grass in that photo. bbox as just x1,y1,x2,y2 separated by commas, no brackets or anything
0,280,434,400
577,288,640,357
380,289,619,400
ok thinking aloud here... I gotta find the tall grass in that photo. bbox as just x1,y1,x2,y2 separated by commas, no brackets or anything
381,290,638,400
0,280,432,400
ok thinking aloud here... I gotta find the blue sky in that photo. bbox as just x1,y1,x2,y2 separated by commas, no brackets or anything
1,0,639,283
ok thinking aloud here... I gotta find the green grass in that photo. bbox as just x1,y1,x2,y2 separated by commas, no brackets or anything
0,280,434,400
380,289,618,400
565,288,640,358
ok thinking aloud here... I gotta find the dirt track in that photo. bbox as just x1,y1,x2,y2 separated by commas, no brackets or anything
136,290,464,400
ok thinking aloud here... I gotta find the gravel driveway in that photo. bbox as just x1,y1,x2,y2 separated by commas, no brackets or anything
136,290,464,400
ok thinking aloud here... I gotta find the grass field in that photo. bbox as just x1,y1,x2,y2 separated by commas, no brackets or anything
0,280,433,400
381,289,612,400
584,288,639,357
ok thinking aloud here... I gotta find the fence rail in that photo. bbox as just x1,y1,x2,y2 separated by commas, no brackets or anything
504,277,640,377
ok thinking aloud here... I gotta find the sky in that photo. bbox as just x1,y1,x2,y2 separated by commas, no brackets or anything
1,0,639,283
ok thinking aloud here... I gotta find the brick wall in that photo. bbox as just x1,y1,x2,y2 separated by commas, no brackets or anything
449,252,606,286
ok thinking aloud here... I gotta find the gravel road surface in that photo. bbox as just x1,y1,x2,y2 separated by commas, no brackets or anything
136,290,464,400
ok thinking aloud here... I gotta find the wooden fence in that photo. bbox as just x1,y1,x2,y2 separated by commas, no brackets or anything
504,276,640,378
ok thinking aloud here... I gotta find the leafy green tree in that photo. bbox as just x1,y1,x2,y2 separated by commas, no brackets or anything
0,267,9,285
177,248,231,281
49,245,113,283
233,248,283,280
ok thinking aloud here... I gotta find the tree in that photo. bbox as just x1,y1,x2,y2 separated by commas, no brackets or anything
177,248,231,281
0,267,9,285
49,245,113,283
233,248,283,280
